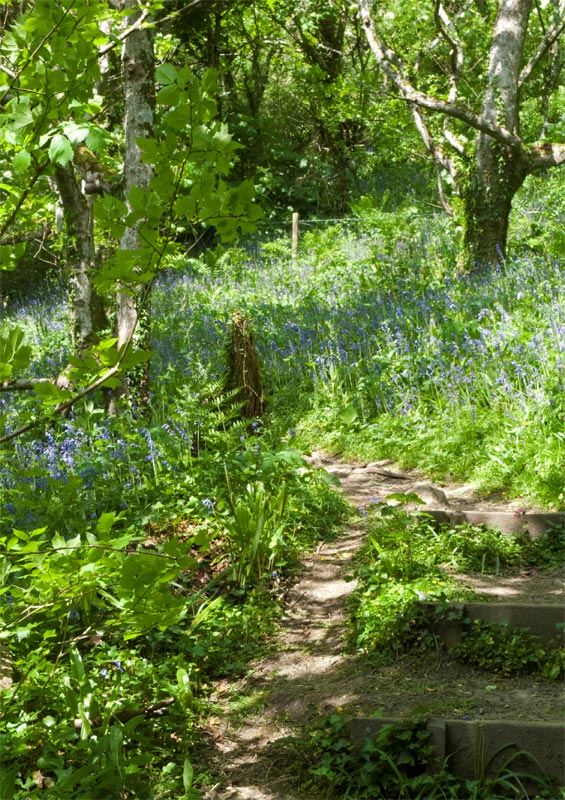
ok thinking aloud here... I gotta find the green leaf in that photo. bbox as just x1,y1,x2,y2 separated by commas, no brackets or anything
62,122,93,144
48,133,73,166
156,83,180,107
137,137,161,164
155,63,178,86
0,326,32,381
340,405,358,425
120,348,153,369
0,768,17,800
386,492,426,505
176,65,193,88
182,758,193,791
176,667,193,710
12,149,31,172
33,381,73,404
96,511,119,537
11,103,34,131
93,194,127,239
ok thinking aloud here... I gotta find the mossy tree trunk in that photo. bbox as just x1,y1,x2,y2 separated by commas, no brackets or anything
458,141,529,271
53,163,107,353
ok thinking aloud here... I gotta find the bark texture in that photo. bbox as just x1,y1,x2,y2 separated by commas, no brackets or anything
460,0,532,270
225,310,264,419
111,0,155,414
53,164,106,351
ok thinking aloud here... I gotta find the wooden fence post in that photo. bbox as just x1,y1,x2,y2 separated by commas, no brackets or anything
291,211,299,260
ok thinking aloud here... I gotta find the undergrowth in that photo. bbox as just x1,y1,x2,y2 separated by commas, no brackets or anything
298,710,564,799
350,500,565,669
1,179,564,796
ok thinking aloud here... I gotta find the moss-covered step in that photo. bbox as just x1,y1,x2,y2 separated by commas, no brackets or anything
423,509,565,537
421,601,565,647
351,716,565,787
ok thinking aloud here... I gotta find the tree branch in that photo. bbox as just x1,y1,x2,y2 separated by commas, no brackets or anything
0,270,154,444
0,226,52,247
97,6,151,56
519,1,565,88
527,142,565,170
433,0,468,157
408,102,456,216
97,0,213,58
0,366,120,445
0,2,78,106
357,0,524,151
0,378,52,393
0,160,50,241
433,0,464,106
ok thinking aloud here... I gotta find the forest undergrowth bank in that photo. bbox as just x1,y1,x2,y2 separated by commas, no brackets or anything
1,186,565,797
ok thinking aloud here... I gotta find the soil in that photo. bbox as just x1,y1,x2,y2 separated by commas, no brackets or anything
198,454,565,800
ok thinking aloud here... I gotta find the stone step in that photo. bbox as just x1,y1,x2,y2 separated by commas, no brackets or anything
351,716,565,787
423,509,565,538
421,601,565,646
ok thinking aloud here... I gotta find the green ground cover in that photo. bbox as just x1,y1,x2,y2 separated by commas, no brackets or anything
1,173,564,797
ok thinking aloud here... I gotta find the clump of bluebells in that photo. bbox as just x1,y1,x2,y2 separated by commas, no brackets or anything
147,213,565,504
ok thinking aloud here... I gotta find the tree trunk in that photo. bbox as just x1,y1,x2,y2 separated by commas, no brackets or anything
53,164,106,352
358,0,565,273
459,142,528,271
459,0,532,271
225,310,264,419
111,1,155,415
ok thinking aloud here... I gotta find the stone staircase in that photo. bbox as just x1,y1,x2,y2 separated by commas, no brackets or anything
314,454,565,790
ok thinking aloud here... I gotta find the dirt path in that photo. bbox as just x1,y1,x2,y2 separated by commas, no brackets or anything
199,455,565,799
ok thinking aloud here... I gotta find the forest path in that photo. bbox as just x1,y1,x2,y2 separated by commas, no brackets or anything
199,506,369,798
199,454,564,799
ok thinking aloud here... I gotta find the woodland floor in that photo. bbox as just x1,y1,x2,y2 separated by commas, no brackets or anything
198,454,565,800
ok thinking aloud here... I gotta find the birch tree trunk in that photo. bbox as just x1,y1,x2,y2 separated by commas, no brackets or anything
111,0,155,414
